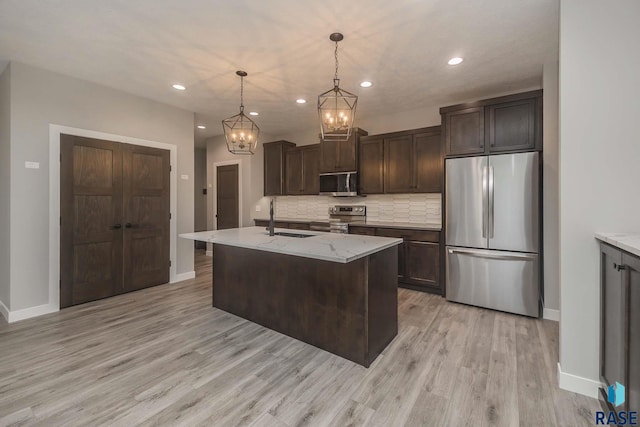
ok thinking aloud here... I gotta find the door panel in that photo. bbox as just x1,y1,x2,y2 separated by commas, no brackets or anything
384,134,414,193
623,253,640,412
359,137,384,194
414,131,442,193
123,145,170,291
600,244,625,394
60,134,123,308
405,241,439,288
302,146,320,195
446,246,539,317
216,164,239,230
486,98,537,152
444,107,485,156
488,152,538,252
285,149,303,194
445,156,488,248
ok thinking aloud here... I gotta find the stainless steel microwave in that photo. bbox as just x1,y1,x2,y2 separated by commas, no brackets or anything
319,172,357,196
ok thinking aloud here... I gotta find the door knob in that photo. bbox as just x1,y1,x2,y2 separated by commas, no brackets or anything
125,223,133,228
614,263,627,271
111,224,122,229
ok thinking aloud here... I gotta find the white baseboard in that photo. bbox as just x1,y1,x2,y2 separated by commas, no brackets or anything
0,299,9,322
557,362,600,398
543,308,560,322
172,271,196,283
7,303,58,323
205,250,213,257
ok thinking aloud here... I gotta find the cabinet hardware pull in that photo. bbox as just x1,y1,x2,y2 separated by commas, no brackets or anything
614,263,627,271
111,224,122,230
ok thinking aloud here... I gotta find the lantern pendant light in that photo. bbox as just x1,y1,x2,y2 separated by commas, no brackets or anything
317,33,358,141
222,70,260,155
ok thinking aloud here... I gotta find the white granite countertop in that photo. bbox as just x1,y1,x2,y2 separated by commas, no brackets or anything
180,227,402,263
595,232,640,258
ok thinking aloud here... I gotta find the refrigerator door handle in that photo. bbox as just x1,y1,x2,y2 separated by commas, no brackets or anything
488,165,495,238
448,247,537,261
482,166,488,238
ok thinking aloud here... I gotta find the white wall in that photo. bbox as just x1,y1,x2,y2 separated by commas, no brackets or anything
0,64,11,315
543,61,560,314
8,62,195,312
559,0,640,397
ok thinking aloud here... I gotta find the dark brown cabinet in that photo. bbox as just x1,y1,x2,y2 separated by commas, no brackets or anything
358,136,384,194
359,126,442,195
319,128,367,173
285,144,320,195
599,242,640,413
263,140,295,196
254,219,310,230
441,90,542,157
443,106,485,156
350,226,442,295
486,97,539,152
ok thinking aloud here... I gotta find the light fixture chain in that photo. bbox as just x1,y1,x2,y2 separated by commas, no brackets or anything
240,75,244,111
334,41,339,81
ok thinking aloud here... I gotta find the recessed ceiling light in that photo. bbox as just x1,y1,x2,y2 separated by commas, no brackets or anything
172,84,186,90
196,125,206,129
249,111,259,116
360,81,373,88
448,57,464,66
296,98,307,104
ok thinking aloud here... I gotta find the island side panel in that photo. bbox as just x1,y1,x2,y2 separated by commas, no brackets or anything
366,245,399,366
212,243,370,366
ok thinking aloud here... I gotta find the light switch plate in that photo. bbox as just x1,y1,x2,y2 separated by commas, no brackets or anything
25,161,40,169
255,206,261,212
180,174,189,180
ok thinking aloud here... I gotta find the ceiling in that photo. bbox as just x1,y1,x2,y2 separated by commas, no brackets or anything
0,0,558,148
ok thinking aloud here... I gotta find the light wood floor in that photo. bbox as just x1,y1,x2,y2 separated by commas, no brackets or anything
0,250,600,427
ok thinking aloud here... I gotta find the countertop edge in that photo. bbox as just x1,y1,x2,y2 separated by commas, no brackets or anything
595,232,640,258
180,230,403,264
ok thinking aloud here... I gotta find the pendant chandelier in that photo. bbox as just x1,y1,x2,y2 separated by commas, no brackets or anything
222,70,260,155
317,33,358,141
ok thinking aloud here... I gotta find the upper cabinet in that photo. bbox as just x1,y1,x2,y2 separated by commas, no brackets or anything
319,128,368,173
360,126,442,195
358,136,384,194
263,140,296,196
441,90,542,157
285,144,320,195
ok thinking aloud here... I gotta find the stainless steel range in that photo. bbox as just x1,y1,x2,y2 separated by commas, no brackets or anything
328,205,366,233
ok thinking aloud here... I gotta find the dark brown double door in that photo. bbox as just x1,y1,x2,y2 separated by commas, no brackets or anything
60,134,170,308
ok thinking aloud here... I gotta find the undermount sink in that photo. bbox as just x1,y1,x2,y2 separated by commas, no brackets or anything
272,231,314,238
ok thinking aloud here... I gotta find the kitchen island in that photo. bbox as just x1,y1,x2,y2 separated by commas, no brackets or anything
180,227,402,367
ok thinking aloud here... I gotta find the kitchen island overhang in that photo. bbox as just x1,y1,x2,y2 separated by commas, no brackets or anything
180,227,402,367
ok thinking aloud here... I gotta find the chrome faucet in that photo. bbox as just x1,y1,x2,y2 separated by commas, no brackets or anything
268,199,275,236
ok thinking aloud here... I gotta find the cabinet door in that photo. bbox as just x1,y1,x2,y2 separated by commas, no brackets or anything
336,134,357,172
624,253,640,412
349,226,376,236
285,149,303,194
600,244,626,394
384,134,415,193
302,145,320,195
264,141,294,196
486,98,537,152
375,228,406,279
319,140,339,173
405,241,440,290
414,131,442,193
444,107,485,156
359,137,384,194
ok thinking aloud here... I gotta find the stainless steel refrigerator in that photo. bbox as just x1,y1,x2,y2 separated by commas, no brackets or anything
445,152,540,317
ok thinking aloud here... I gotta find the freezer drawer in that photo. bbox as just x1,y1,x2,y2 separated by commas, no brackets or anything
446,246,540,317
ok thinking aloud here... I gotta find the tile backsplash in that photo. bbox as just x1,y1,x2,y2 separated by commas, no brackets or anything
271,193,441,225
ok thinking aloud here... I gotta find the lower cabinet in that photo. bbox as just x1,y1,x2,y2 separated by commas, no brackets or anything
350,226,442,295
254,219,309,230
600,242,640,413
